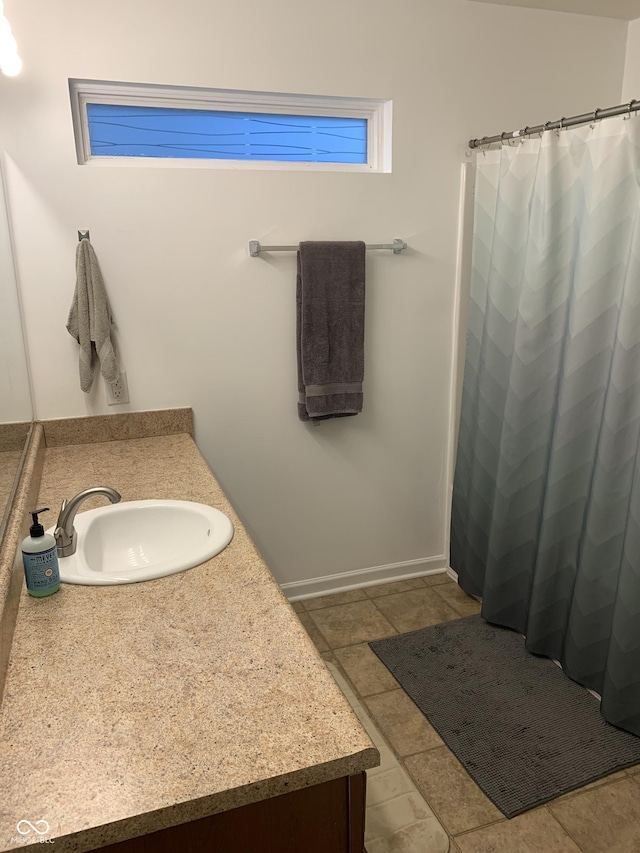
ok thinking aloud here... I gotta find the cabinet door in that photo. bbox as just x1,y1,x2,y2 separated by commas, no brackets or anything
95,773,367,853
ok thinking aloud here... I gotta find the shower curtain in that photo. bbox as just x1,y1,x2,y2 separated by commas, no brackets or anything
451,115,640,737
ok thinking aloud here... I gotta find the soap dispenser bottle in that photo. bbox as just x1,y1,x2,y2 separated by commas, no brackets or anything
21,507,61,597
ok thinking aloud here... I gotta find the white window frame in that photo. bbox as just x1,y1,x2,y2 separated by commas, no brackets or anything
69,79,392,173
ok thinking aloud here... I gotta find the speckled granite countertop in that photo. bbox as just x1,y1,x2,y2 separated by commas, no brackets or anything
0,434,378,853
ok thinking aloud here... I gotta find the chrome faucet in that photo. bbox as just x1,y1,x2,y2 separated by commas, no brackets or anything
55,487,121,557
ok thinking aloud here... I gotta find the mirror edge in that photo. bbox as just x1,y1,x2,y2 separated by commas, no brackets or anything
0,423,44,703
0,422,33,544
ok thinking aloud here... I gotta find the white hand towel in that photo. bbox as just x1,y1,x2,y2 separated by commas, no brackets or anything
66,239,119,393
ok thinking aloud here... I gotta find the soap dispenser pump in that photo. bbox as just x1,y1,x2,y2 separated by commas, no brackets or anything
21,507,61,597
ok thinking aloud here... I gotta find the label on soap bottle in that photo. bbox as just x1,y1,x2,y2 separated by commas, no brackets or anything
23,548,60,593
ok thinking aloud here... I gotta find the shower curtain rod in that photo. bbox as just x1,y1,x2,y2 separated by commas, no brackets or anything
469,98,640,149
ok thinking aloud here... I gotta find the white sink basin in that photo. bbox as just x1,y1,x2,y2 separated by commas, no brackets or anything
50,500,234,585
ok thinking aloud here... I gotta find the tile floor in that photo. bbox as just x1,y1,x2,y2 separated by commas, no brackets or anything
327,662,448,852
292,574,640,853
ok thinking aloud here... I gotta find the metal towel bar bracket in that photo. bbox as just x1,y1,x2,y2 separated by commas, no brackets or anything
249,238,407,257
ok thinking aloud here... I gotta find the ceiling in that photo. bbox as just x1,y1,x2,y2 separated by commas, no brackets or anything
466,0,640,20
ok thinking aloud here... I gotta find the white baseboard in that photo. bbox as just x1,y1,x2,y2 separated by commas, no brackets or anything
446,565,457,582
281,555,449,601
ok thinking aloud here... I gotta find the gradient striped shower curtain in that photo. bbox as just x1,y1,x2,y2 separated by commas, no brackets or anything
451,116,640,736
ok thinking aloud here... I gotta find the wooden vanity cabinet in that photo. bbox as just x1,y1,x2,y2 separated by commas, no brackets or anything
93,772,366,853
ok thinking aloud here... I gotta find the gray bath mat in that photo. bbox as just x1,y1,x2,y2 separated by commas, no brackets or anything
369,615,640,818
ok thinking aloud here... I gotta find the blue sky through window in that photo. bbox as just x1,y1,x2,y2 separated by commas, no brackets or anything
86,103,368,164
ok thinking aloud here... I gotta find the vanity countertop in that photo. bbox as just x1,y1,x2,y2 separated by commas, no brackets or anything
0,433,378,852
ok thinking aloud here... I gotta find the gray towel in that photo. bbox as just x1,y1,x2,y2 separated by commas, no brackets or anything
66,239,119,393
296,241,366,422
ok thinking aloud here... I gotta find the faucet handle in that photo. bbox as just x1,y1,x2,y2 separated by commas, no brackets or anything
55,487,121,558
55,498,67,528
54,499,72,551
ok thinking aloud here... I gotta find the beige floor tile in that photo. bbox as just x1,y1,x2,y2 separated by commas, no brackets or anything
366,817,449,853
296,612,329,652
366,794,449,853
303,588,368,610
374,588,460,633
551,770,628,804
422,573,454,587
366,791,433,839
433,582,481,617
290,600,305,613
549,777,640,853
367,735,398,777
366,578,426,598
320,650,338,664
334,643,399,697
455,808,580,853
627,764,640,775
366,767,415,807
364,689,443,757
325,664,448,853
308,600,396,648
404,747,502,835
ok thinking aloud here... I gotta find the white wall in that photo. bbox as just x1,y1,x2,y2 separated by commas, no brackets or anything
0,0,627,591
622,17,640,101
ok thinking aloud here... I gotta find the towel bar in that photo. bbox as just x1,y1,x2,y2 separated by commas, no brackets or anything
248,238,407,257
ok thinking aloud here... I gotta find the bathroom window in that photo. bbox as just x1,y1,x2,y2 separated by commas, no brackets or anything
69,80,392,172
